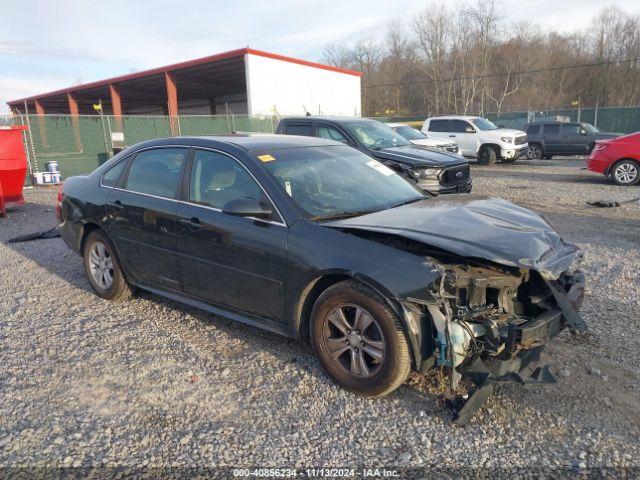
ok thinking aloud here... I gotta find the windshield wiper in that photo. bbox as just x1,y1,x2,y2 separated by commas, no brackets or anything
390,197,425,209
311,210,378,221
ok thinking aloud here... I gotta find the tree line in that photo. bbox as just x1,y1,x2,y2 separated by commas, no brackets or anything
322,2,640,117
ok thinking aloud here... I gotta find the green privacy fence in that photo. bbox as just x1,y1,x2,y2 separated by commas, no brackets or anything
370,106,640,133
0,114,278,182
486,106,640,133
2,106,640,182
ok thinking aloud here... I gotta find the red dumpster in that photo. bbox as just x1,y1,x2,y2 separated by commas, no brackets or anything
0,125,29,217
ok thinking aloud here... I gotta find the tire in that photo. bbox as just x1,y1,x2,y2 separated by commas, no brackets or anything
311,280,411,397
477,146,497,165
610,159,640,186
83,229,133,301
527,144,543,160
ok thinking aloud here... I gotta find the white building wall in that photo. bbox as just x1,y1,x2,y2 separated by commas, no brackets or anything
244,53,361,117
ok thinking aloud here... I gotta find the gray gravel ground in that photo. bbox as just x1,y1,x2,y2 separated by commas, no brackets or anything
0,157,639,476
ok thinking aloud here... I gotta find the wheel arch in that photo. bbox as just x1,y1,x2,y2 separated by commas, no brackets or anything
606,157,640,176
294,271,422,369
478,143,501,155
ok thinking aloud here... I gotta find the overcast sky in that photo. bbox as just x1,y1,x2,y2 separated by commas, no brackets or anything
1,0,638,113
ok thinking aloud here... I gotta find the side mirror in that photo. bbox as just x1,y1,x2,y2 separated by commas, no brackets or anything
580,129,588,135
465,126,476,133
222,198,272,219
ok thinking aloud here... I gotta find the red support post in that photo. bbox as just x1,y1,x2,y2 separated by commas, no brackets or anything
165,72,179,135
67,92,83,151
34,100,48,148
109,83,123,131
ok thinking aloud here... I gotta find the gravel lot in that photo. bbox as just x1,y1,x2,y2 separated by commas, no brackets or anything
1,157,639,475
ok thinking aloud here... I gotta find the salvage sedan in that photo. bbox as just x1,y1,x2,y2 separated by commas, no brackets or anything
58,135,587,423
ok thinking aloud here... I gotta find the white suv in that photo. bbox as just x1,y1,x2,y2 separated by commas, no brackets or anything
422,116,528,164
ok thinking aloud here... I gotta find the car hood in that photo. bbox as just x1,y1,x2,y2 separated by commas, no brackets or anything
494,128,527,136
410,138,455,148
325,195,580,280
373,145,466,167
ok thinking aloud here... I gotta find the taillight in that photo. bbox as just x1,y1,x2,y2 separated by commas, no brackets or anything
55,186,64,220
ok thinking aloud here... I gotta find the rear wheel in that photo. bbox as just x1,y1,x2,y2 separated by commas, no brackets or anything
83,230,132,301
527,144,543,160
311,280,411,397
477,146,497,165
611,160,639,186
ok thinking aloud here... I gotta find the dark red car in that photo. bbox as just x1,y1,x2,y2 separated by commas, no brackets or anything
587,132,640,186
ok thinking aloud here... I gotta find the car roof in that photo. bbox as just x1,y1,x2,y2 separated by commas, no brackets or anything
134,134,343,152
427,115,479,121
280,116,375,123
528,121,579,125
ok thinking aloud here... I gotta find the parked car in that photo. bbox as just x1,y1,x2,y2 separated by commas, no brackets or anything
276,116,471,195
587,132,640,186
422,115,528,165
386,122,461,155
525,121,620,160
58,135,586,423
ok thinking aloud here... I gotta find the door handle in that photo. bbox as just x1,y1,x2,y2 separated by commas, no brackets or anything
107,200,123,211
180,217,204,230
449,135,456,138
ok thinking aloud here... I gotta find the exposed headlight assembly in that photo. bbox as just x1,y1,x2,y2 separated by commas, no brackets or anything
414,168,441,180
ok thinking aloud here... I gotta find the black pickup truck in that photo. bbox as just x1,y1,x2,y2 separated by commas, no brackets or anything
276,116,472,195
525,121,619,159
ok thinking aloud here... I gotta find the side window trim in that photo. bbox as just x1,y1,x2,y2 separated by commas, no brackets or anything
184,147,286,227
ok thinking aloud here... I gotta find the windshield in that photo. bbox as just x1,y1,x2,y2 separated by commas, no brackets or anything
582,123,600,134
393,125,427,141
260,145,424,220
344,120,411,149
471,117,499,131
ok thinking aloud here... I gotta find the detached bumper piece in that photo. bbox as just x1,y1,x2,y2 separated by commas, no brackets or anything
449,348,556,426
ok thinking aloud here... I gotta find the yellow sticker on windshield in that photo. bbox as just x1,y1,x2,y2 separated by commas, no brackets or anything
258,154,275,162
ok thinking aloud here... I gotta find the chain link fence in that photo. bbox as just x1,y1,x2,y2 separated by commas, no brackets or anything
0,113,278,183
2,106,640,184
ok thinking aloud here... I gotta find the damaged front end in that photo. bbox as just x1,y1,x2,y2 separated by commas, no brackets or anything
410,255,587,425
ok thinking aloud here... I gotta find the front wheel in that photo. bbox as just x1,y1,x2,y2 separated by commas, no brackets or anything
311,281,411,397
83,230,132,301
611,160,640,186
477,146,497,165
527,144,543,160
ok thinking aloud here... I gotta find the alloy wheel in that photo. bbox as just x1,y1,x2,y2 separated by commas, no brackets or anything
527,144,542,160
322,303,386,378
88,241,114,290
614,163,638,184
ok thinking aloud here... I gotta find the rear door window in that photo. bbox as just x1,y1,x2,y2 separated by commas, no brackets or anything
283,124,312,136
428,119,450,132
316,125,349,143
451,120,474,133
101,159,128,187
125,148,186,199
543,125,561,134
561,124,582,134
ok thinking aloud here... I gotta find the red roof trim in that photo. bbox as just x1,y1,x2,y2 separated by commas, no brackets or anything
245,48,362,77
8,48,361,106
